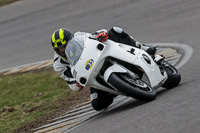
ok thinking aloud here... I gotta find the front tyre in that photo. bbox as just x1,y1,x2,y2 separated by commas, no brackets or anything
162,61,181,89
108,73,156,102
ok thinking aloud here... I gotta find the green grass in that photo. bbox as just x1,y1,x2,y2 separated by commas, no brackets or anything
0,69,78,133
0,1,88,132
0,0,20,6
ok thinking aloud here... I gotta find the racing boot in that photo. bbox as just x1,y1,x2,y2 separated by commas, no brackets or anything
154,55,165,75
141,44,165,65
139,43,157,59
146,45,165,64
146,45,157,59
154,55,165,64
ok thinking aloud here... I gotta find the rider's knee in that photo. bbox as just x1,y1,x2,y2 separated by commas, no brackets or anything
90,88,114,111
108,27,128,39
108,27,136,46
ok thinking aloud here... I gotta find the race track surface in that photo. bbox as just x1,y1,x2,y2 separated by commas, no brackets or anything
0,0,200,133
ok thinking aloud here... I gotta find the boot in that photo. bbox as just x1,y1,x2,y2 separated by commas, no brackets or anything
146,46,157,59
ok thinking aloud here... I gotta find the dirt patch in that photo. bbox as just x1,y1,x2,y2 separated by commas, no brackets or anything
12,88,90,133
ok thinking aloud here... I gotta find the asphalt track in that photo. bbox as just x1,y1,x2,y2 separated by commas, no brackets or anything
0,0,199,133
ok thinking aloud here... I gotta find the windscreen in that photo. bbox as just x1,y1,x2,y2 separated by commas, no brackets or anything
65,37,84,66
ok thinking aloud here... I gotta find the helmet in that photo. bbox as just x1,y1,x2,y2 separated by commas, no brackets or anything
51,28,73,58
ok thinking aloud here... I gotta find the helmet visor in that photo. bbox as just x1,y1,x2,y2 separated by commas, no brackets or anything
54,43,67,57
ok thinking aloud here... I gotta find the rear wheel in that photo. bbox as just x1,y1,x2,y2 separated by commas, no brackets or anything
162,61,181,89
108,73,156,102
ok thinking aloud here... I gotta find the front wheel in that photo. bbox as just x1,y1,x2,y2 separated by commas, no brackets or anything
162,61,181,89
108,73,156,102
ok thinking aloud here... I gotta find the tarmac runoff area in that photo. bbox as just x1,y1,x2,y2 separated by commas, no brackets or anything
0,43,193,133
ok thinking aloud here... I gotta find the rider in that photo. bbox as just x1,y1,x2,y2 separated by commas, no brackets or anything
51,27,156,111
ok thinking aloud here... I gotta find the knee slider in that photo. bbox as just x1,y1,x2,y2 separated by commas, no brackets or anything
113,27,123,34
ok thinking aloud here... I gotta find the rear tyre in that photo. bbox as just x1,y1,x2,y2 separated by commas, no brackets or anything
162,62,181,89
108,73,156,102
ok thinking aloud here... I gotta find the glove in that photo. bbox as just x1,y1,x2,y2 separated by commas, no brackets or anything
76,81,83,89
97,31,108,42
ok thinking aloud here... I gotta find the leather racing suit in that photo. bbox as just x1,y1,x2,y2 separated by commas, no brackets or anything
53,27,154,111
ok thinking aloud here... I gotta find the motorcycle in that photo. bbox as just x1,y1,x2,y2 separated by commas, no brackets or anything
65,35,181,102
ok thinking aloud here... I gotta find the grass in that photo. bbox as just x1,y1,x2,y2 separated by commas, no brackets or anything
0,1,89,132
0,0,20,6
0,69,89,133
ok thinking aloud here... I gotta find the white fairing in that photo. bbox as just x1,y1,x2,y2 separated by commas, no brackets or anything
65,35,167,95
103,64,127,82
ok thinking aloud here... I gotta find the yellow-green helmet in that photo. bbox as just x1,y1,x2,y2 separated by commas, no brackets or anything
51,28,73,58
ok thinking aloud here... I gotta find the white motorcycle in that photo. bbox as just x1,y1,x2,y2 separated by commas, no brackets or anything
65,35,181,102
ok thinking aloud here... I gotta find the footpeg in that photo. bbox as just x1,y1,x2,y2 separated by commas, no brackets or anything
154,55,165,75
154,55,164,63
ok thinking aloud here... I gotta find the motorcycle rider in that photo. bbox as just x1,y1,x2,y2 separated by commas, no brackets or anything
51,27,156,111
